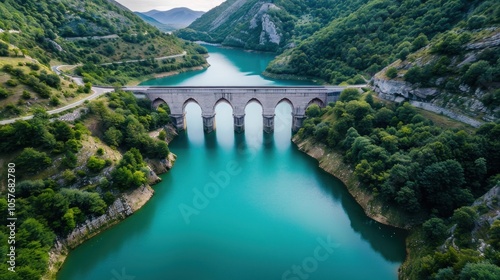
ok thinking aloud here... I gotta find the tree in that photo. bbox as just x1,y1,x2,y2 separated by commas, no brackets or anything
339,88,361,102
104,127,123,147
467,15,487,30
35,189,69,233
452,206,478,232
86,156,106,172
405,66,423,84
0,41,9,56
306,104,321,117
16,148,52,173
422,218,448,243
459,262,500,280
52,121,74,141
386,67,398,79
158,130,167,140
420,160,468,215
463,60,492,87
374,108,394,128
17,218,55,248
489,220,500,250
411,33,429,51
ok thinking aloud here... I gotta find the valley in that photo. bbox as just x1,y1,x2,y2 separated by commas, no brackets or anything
0,1,499,280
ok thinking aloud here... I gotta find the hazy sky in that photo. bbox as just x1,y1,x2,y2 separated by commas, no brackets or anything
115,0,226,12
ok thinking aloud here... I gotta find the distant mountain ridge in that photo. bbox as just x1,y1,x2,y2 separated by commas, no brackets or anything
137,7,205,30
134,12,177,32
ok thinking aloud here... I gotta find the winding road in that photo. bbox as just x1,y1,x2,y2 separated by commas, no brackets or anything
0,51,188,125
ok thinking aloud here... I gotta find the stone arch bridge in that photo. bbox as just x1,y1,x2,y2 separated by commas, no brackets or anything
123,86,353,133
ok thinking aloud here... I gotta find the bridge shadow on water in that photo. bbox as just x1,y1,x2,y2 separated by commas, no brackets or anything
180,105,407,264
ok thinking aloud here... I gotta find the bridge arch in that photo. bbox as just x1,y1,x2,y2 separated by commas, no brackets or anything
307,98,325,108
128,85,341,133
214,97,234,112
276,98,294,112
245,98,263,110
152,98,168,109
182,97,202,113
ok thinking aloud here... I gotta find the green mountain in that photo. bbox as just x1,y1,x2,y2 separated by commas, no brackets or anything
0,0,195,65
178,0,499,121
266,0,498,83
176,0,369,51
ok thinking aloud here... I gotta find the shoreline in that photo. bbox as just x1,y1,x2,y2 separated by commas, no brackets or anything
44,128,179,280
127,63,210,86
261,70,325,84
292,136,417,229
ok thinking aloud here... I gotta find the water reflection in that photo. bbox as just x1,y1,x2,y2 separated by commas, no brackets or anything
214,102,234,149
188,101,407,264
185,103,204,146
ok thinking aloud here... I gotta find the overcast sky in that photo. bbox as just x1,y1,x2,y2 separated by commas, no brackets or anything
115,0,226,12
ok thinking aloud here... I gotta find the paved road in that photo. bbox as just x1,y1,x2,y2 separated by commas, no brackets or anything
100,51,187,66
0,86,113,125
0,51,188,125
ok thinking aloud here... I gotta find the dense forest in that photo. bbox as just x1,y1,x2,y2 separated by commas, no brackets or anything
0,0,186,65
177,0,370,52
296,89,500,278
267,0,498,82
0,91,171,279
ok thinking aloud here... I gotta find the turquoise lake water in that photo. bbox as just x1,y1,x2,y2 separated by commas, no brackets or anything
57,45,406,280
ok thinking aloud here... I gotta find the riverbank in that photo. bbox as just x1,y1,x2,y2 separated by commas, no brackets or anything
43,126,179,280
117,63,210,86
261,70,325,84
292,136,421,229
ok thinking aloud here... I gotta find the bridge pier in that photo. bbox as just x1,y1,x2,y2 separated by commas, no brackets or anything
233,114,245,133
292,114,307,132
203,114,215,133
170,114,185,131
263,114,275,133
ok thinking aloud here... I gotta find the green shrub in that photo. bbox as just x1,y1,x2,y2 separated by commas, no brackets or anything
386,67,398,79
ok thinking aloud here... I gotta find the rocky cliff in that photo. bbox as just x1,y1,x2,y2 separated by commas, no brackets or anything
179,0,370,52
293,136,419,229
373,28,500,125
44,153,175,279
178,0,284,51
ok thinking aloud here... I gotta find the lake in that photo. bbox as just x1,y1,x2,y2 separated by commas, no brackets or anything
57,45,406,280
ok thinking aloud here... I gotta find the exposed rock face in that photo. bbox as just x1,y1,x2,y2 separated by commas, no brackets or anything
373,75,486,127
409,101,484,128
259,14,281,45
210,0,248,31
247,3,281,45
372,29,499,125
372,76,439,100
47,185,154,275
46,148,177,277
145,152,177,175
466,30,500,50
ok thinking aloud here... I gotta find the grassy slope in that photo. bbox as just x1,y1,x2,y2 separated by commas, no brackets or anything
0,54,87,119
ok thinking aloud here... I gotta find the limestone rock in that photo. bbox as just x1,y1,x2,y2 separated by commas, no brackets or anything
259,14,281,45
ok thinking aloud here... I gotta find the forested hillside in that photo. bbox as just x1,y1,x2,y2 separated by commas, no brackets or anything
296,89,500,278
0,91,172,279
178,0,498,91
177,0,369,52
267,0,498,83
0,0,188,64
374,2,500,121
